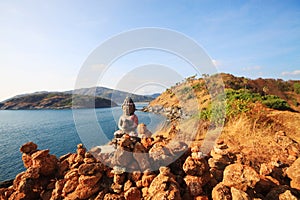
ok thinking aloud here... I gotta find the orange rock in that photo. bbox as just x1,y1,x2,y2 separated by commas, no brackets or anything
184,174,210,197
62,169,79,196
230,187,250,200
211,183,231,200
223,163,260,191
286,157,300,190
13,172,25,190
57,159,69,177
79,173,102,187
128,171,142,182
147,167,181,200
67,153,77,166
84,157,97,164
23,167,40,179
141,187,148,197
111,182,123,194
114,173,126,185
124,180,133,192
94,190,108,200
279,190,298,200
78,163,103,176
76,144,86,156
103,193,124,200
51,179,65,200
136,180,143,188
20,142,38,154
183,156,209,176
141,137,152,149
73,182,101,199
124,187,141,200
8,191,26,200
22,153,32,168
32,149,50,159
195,196,209,200
31,150,58,176
142,174,156,187
62,177,78,195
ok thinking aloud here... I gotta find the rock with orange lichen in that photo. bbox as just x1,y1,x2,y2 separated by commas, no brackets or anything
222,163,260,191
22,153,33,168
183,156,209,176
20,142,38,154
211,183,232,200
147,167,181,200
286,157,300,190
184,173,210,197
124,187,141,200
31,149,58,176
3,128,300,200
141,170,156,187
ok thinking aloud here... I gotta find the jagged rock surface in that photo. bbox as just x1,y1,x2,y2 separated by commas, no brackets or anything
1,135,300,200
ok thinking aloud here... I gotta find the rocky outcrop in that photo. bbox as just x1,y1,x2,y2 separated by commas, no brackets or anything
222,163,260,191
147,166,181,200
1,137,300,200
286,157,300,190
142,105,186,121
274,131,300,163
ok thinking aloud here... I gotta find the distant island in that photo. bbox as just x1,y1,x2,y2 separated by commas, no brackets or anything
0,93,118,110
0,86,156,110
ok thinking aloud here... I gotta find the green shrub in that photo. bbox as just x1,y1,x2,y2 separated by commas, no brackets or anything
199,102,225,126
261,95,290,110
199,89,291,123
180,86,192,94
192,82,205,91
294,83,300,94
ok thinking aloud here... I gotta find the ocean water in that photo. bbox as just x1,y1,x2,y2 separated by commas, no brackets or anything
0,104,165,182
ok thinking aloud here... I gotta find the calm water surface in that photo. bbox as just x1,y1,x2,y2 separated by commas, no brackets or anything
0,104,165,181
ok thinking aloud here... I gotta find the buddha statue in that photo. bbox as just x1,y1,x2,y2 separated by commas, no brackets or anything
114,97,138,138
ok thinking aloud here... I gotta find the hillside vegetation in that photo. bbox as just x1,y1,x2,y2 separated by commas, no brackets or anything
149,73,300,167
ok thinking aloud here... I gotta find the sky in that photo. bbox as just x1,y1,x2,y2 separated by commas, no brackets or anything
0,0,300,101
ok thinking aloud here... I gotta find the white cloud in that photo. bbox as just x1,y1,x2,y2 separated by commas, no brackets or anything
281,70,300,76
242,65,261,71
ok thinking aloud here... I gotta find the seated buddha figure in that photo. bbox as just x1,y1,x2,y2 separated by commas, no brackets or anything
114,97,138,138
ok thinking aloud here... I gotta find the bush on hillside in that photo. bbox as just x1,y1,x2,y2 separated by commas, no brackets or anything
294,83,300,94
261,95,290,110
199,89,291,123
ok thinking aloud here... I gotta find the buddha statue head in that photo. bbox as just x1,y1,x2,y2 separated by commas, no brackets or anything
121,97,136,116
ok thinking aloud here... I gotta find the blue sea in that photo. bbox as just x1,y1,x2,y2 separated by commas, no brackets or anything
0,104,165,182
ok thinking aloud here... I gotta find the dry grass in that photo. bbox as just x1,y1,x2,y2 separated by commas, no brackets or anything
149,75,300,173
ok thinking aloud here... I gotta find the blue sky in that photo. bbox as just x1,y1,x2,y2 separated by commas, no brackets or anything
0,0,300,101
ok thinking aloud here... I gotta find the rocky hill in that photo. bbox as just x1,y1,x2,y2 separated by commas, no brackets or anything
69,87,154,104
0,93,118,110
147,73,300,114
0,86,155,110
145,73,300,160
